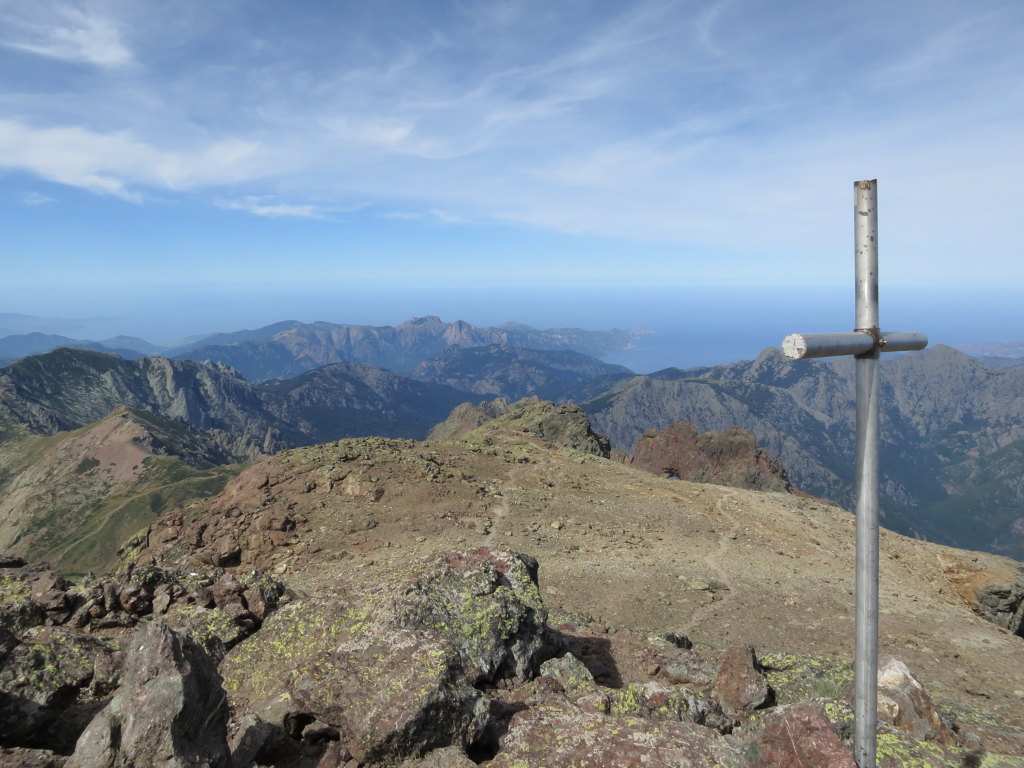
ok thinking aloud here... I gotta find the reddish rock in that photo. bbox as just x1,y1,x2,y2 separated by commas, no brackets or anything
626,420,799,494
490,701,741,767
752,702,856,768
712,645,772,716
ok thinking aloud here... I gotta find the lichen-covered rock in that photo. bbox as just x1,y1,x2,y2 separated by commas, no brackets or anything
712,645,772,716
538,653,732,732
0,569,48,633
224,548,551,764
66,622,229,768
289,629,489,764
390,548,551,683
758,652,853,705
876,658,958,745
489,699,743,768
397,745,477,767
0,627,118,751
749,702,856,768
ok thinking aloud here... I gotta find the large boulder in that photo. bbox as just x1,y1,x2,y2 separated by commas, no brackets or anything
222,548,553,764
974,579,1024,637
0,626,118,752
750,702,856,768
66,622,230,768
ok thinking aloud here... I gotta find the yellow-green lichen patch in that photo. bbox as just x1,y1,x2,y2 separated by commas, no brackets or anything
759,652,853,705
875,730,961,768
172,604,241,651
979,754,1024,768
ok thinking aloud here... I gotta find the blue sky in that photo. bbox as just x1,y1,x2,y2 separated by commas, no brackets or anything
1,0,1022,353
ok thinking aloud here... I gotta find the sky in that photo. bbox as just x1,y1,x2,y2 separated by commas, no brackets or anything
1,0,1022,364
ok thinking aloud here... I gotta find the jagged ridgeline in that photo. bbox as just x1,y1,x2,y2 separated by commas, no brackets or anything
2,330,1024,564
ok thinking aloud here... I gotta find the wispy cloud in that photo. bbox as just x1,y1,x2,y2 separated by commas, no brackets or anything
214,196,327,219
0,2,132,67
381,208,468,224
0,119,269,202
21,191,56,205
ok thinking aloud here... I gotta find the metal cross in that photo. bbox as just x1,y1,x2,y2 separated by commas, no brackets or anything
780,180,927,768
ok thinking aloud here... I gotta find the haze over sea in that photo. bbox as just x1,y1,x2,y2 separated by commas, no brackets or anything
9,282,1020,375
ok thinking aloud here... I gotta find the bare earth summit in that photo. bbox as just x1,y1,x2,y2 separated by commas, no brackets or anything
132,425,1024,749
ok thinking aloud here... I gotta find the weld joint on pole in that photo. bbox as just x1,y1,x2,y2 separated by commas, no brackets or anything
854,327,881,359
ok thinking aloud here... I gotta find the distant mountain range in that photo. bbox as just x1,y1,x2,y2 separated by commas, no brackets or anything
0,316,642,379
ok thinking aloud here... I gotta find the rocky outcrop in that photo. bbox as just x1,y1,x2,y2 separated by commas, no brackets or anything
66,622,230,768
974,578,1024,637
430,397,611,458
0,626,119,753
426,398,516,441
0,557,281,757
624,420,800,494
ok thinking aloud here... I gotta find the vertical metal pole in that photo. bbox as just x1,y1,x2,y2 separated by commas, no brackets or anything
853,179,880,768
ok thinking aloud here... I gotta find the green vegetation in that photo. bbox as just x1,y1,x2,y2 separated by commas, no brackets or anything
24,455,244,576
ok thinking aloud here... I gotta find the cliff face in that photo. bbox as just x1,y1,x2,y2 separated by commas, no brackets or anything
623,420,799,494
0,348,480,459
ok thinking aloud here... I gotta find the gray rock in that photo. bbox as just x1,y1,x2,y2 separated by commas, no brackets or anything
0,627,117,751
66,622,230,768
975,580,1024,637
223,548,554,765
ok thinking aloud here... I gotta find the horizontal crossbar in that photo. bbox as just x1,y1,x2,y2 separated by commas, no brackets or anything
781,331,928,360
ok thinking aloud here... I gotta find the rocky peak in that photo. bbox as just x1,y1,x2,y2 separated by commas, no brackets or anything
622,420,800,494
430,397,611,458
